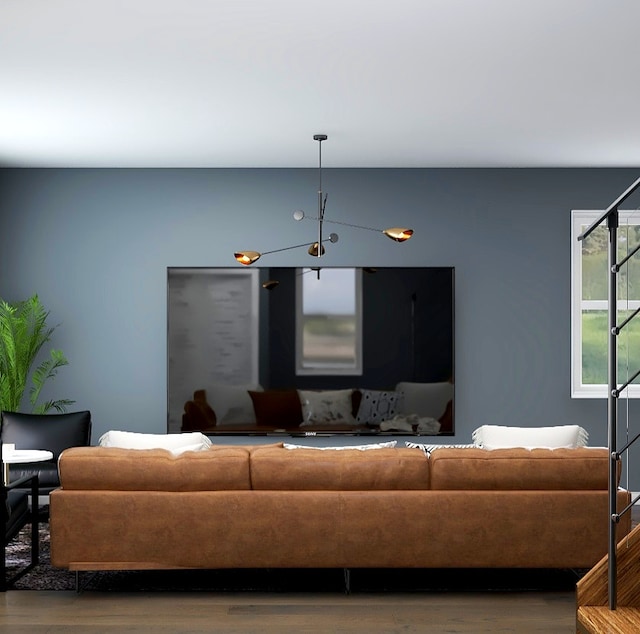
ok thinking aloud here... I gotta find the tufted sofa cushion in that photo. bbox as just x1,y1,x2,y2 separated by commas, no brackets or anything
58,446,252,491
249,444,430,490
429,447,612,490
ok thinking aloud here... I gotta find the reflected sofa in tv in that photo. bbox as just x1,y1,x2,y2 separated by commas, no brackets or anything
50,444,630,573
181,382,454,435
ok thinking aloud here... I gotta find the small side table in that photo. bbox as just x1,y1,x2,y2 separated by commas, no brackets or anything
2,449,53,485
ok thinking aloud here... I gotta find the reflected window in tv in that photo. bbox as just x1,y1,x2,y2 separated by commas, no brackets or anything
296,267,363,376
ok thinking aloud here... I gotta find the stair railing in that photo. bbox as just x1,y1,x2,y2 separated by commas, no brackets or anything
578,175,640,610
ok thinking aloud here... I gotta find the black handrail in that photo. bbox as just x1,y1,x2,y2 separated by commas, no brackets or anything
578,175,640,242
578,175,640,610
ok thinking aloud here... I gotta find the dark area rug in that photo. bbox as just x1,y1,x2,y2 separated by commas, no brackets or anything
6,524,583,593
6,524,75,590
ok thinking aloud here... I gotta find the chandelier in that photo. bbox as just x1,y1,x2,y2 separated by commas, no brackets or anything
234,134,413,266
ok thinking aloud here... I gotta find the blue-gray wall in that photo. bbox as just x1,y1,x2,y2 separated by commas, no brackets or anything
2,167,640,486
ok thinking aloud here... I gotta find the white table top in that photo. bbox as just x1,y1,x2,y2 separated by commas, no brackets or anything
2,449,53,464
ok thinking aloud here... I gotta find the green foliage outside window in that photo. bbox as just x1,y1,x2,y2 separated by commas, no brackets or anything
581,226,640,301
581,223,640,386
582,311,640,385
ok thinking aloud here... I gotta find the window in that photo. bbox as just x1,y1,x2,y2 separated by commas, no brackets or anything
571,210,640,397
295,267,362,375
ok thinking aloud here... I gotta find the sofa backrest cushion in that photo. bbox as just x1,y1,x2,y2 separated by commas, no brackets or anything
58,446,252,491
249,445,430,490
429,447,612,490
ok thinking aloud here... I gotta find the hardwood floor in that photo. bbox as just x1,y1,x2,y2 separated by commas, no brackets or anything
0,590,577,633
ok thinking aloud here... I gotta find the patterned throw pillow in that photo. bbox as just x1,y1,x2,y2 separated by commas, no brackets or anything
298,389,356,426
405,441,475,456
284,441,398,451
356,389,398,425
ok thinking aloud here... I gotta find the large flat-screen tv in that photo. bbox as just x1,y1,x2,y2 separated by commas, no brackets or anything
168,266,454,436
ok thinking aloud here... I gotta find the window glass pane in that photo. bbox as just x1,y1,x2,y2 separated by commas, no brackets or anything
581,225,607,301
573,210,640,397
581,223,640,302
581,310,607,385
617,223,640,302
582,309,640,386
616,308,640,385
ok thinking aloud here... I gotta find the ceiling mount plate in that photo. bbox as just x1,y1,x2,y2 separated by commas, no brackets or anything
313,134,328,141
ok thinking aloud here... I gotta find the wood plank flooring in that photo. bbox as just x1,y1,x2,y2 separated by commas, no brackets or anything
0,590,577,633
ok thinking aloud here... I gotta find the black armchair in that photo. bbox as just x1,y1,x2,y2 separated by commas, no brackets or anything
1,440,39,591
0,411,92,499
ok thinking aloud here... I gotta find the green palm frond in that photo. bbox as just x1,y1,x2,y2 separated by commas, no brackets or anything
32,399,76,415
29,348,69,410
0,294,74,413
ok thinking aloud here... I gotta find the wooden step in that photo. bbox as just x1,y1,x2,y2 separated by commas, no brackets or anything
577,522,640,607
577,606,640,633
576,514,640,632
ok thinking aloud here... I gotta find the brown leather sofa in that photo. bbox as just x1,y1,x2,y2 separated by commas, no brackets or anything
50,445,631,572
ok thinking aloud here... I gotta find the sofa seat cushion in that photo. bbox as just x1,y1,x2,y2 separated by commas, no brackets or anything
249,445,430,490
429,447,612,490
58,446,252,491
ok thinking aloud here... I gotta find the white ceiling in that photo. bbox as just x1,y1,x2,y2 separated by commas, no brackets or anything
2,0,640,168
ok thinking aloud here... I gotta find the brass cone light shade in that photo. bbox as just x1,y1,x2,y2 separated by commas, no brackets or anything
308,242,325,257
383,228,414,242
233,134,413,265
234,251,261,265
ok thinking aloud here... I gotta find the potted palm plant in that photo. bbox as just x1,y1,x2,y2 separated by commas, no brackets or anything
0,294,75,413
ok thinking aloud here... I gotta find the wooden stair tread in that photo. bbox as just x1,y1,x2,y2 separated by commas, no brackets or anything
577,606,640,633
577,522,640,607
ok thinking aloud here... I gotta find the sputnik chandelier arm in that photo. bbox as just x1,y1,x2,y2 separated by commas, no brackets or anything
233,133,413,266
293,210,413,242
234,234,338,265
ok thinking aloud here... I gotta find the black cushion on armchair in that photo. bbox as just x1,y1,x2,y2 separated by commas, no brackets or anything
1,410,92,496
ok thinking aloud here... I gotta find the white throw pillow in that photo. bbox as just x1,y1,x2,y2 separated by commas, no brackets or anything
471,425,589,450
283,441,397,451
208,383,263,425
98,431,212,455
298,389,356,426
395,381,453,419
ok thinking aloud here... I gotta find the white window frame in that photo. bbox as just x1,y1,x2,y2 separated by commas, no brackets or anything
571,210,640,398
295,267,363,376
